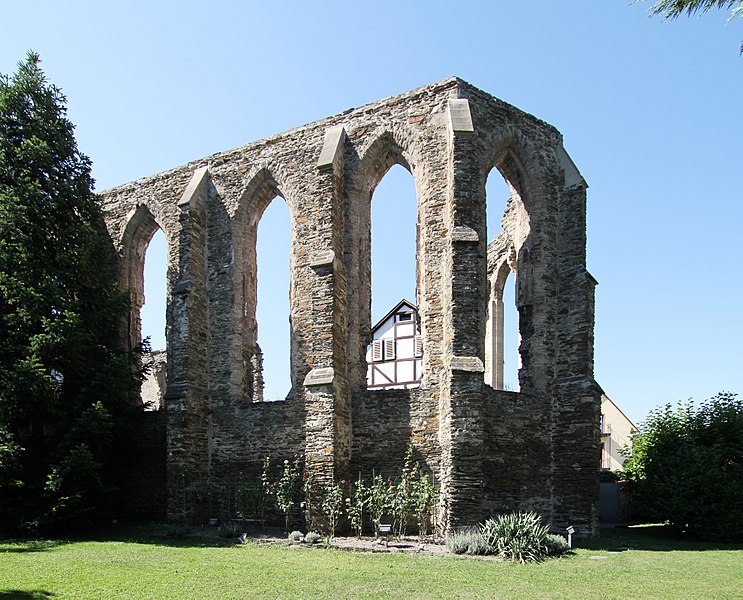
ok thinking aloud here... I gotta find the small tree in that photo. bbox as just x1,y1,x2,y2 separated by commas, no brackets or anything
411,469,437,538
622,392,743,540
392,447,414,537
367,474,395,537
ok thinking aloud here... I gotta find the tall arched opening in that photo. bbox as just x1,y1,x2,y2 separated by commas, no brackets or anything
367,162,420,390
120,205,169,408
236,171,294,403
484,163,529,392
255,196,292,401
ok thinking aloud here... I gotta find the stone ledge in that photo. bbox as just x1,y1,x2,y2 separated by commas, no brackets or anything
178,166,210,210
556,144,586,189
303,367,335,387
172,280,191,295
452,226,479,242
451,356,484,372
447,98,475,136
310,250,335,269
317,125,346,170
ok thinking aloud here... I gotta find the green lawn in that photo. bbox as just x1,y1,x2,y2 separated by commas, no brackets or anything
1,526,741,599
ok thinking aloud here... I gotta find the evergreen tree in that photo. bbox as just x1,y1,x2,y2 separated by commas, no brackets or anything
0,52,139,532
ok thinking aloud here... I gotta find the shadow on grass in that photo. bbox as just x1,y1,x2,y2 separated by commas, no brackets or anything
1,521,256,551
5,522,285,550
578,525,743,552
0,591,56,599
0,541,68,553
4,523,742,554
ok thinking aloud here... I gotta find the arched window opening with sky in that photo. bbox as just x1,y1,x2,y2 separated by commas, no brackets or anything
256,196,292,401
486,169,520,392
367,163,421,390
371,164,418,324
141,227,167,351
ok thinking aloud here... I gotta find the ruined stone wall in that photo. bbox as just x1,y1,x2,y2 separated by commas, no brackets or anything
350,389,441,480
481,389,553,519
141,349,167,410
102,77,600,535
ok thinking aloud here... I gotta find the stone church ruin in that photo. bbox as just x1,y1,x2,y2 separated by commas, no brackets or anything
103,77,601,535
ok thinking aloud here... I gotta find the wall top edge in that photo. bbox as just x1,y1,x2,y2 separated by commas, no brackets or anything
100,77,558,197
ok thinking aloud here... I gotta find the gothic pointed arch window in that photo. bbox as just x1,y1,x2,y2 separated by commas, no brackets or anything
237,170,294,404
254,194,292,401
366,162,421,390
485,166,522,391
120,205,168,408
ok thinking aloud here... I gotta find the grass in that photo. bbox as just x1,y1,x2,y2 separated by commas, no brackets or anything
0,525,741,599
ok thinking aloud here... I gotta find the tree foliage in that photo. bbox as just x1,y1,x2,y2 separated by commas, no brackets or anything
0,52,141,533
646,0,743,19
621,392,743,541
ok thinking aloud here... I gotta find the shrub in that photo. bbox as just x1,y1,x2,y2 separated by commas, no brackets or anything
481,512,549,563
301,466,316,532
445,529,471,554
288,530,303,542
622,392,743,541
218,523,240,538
392,447,416,537
275,458,302,533
304,531,322,544
445,527,492,555
544,533,570,556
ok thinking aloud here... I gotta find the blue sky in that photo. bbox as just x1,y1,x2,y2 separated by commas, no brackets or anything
3,0,741,422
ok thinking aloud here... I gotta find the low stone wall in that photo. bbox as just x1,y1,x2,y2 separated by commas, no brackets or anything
350,388,440,481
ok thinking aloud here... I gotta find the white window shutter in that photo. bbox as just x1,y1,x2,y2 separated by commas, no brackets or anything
372,340,383,362
414,336,423,358
384,338,396,360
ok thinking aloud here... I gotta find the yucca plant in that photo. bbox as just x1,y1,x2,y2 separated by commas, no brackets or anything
481,512,550,563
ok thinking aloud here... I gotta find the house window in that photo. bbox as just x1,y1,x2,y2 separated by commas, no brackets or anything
398,313,412,322
600,442,609,470
370,338,397,362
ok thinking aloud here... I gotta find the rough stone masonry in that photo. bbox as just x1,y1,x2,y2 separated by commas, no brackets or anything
102,77,601,536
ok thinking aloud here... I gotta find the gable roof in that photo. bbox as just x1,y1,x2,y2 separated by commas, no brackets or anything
371,299,417,334
601,394,638,432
